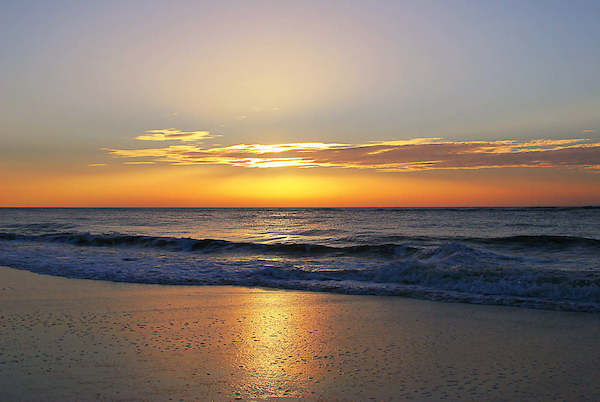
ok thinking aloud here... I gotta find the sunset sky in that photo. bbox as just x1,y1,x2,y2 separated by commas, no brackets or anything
1,0,599,206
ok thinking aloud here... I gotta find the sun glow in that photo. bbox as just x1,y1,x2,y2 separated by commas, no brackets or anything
217,174,345,202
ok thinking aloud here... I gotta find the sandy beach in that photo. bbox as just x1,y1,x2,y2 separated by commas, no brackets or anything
1,265,599,401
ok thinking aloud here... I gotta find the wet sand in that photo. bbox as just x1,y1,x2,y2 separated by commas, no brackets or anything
1,266,599,401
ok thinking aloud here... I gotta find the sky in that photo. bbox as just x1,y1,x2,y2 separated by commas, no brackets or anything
1,0,599,206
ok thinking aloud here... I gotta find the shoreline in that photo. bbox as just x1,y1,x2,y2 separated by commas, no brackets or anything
1,265,599,400
3,263,598,314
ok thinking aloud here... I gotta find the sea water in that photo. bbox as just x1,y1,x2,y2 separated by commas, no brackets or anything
1,207,599,311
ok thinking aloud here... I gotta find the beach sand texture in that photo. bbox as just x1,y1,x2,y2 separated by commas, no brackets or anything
1,266,599,401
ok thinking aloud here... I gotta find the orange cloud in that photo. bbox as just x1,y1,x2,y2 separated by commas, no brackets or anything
106,137,600,172
135,129,217,142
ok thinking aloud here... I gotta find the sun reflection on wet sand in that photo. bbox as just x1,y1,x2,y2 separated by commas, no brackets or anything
3,268,600,401
230,291,328,398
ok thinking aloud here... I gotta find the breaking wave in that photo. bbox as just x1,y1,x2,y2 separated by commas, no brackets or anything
1,230,599,312
1,231,598,256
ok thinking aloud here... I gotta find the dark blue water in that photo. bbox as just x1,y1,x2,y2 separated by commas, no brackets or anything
1,207,599,311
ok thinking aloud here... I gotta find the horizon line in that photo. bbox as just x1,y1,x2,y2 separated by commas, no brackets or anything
1,205,598,209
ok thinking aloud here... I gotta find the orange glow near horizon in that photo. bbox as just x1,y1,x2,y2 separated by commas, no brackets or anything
2,164,599,207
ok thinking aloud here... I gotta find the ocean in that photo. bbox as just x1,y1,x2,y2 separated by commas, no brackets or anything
1,207,599,312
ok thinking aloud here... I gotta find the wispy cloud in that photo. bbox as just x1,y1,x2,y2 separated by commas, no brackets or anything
135,129,217,142
106,137,600,172
583,129,596,134
88,163,106,167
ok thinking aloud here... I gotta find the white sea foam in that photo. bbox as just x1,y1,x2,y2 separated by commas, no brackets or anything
1,236,598,312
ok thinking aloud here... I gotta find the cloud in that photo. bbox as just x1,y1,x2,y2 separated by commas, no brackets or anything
106,137,600,172
583,129,596,133
88,163,106,167
135,129,217,142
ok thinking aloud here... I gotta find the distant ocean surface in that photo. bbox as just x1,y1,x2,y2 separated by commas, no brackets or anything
1,207,599,312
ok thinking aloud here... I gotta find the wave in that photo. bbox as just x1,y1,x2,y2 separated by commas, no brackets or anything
0,238,599,312
0,231,418,257
1,231,599,259
288,228,344,236
469,235,600,249
350,234,600,251
1,223,77,231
